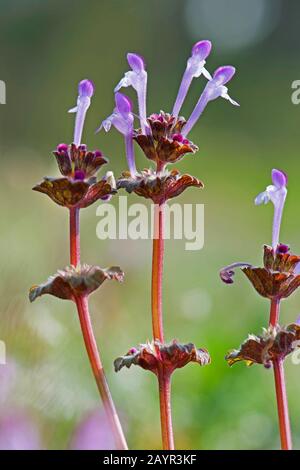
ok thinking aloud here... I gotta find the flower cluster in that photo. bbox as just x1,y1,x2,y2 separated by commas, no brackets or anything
220,244,300,300
106,42,236,377
100,41,237,448
99,41,238,204
34,80,116,210
221,169,300,366
30,80,124,305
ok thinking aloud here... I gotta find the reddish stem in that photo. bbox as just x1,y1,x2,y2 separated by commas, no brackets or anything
152,202,175,450
269,297,280,327
156,161,166,173
273,358,292,450
151,204,165,342
69,207,127,450
70,207,80,266
157,369,174,450
75,295,127,450
269,298,292,450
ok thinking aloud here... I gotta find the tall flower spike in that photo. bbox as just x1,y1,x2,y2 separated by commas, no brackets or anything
172,40,212,118
68,79,94,146
255,169,288,252
98,92,136,176
182,66,239,137
114,53,148,134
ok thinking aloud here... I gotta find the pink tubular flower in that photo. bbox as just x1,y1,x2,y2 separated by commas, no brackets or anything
255,169,288,251
182,65,239,136
69,410,115,450
68,79,95,146
0,412,41,450
114,52,148,134
98,92,136,176
172,40,212,118
103,41,238,176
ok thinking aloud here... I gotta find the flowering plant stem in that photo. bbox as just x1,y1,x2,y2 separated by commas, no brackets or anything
151,202,175,450
70,207,81,266
69,207,128,450
269,298,292,450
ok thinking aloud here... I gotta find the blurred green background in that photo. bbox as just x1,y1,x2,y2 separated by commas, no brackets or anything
0,0,300,450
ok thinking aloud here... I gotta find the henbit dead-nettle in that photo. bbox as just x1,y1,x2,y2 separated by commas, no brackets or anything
220,169,300,451
29,79,127,450
98,41,238,449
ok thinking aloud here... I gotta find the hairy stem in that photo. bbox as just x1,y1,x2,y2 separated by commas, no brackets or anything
152,202,175,449
269,298,292,450
69,207,127,450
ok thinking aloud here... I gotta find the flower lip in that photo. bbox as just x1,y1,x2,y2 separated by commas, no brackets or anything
272,168,287,188
127,53,145,72
213,66,236,85
78,79,94,98
220,262,253,285
115,92,132,116
192,40,212,60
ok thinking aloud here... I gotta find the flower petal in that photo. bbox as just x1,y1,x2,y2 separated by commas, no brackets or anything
255,190,270,205
272,168,287,188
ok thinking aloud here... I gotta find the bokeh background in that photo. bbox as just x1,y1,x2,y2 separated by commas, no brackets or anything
0,0,300,450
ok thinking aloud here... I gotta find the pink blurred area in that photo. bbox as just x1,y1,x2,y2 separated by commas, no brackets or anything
0,412,41,450
70,409,115,450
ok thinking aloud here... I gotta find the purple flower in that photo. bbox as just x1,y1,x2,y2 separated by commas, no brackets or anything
98,92,136,176
114,53,148,133
182,66,239,137
255,169,288,251
172,40,212,118
107,43,238,173
69,410,115,450
220,262,252,284
0,360,17,405
68,79,95,146
0,412,41,450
